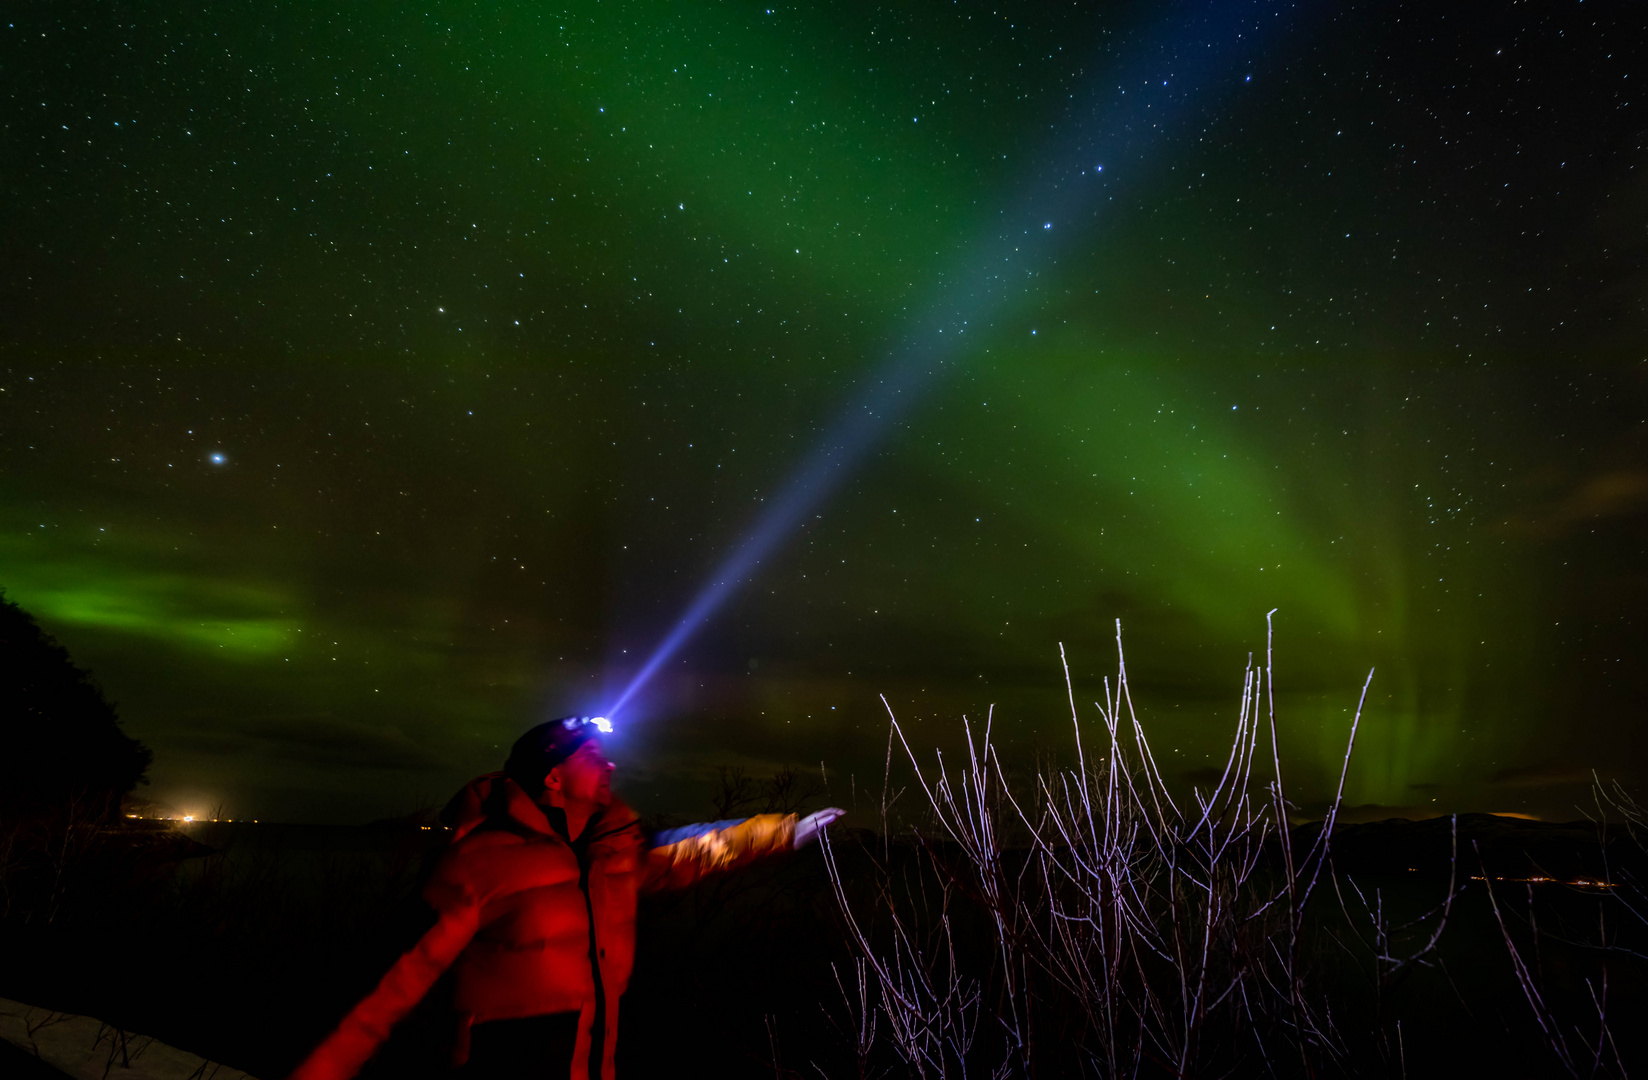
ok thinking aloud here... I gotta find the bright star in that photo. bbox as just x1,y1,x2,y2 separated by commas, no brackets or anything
209,452,227,465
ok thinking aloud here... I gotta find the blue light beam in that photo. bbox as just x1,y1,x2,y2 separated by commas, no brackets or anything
606,0,1289,720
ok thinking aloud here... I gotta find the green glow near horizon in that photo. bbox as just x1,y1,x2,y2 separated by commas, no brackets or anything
0,545,301,659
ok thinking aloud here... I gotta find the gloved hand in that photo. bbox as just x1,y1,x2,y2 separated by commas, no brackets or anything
793,807,846,848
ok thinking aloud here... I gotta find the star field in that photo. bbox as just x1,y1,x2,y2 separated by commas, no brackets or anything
1,0,1644,822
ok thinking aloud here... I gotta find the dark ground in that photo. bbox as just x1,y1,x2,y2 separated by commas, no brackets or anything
2,813,1645,1078
0,1038,69,1078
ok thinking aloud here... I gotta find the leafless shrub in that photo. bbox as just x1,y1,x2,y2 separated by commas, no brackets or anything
713,766,764,819
1478,853,1627,1079
1594,779,1648,952
820,616,1376,1078
0,788,150,925
0,815,21,920
764,765,825,816
1471,778,1648,1079
1325,813,1459,1071
711,764,826,820
819,958,881,1080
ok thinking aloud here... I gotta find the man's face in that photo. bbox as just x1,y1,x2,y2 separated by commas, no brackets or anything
547,738,614,808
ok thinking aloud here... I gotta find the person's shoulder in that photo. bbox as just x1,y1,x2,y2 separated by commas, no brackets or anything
433,823,539,878
426,823,576,905
449,819,557,863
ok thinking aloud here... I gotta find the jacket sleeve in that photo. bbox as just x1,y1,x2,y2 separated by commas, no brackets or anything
288,900,481,1080
642,813,796,893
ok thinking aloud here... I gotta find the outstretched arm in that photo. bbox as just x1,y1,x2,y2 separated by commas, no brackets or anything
642,807,845,892
288,903,481,1080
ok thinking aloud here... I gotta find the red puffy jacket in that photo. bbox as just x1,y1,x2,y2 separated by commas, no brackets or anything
289,773,796,1080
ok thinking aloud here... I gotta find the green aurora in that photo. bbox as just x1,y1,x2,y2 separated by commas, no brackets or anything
2,1,1644,822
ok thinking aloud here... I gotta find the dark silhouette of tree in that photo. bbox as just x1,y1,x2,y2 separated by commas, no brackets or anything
707,763,823,819
0,589,152,821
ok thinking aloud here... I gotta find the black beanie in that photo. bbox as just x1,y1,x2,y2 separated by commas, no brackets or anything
504,716,604,794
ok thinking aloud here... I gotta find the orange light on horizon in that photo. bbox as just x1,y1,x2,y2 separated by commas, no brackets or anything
1470,874,1616,889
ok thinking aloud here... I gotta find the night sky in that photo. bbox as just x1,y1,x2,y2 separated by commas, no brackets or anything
3,1,1644,824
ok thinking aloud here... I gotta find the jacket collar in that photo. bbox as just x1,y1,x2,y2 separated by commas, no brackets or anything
443,772,639,846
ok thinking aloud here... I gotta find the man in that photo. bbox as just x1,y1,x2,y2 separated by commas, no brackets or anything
290,716,843,1080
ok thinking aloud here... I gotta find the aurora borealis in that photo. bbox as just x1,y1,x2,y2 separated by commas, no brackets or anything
2,1,1644,823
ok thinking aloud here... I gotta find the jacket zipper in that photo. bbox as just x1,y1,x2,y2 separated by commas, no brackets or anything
579,846,606,1080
